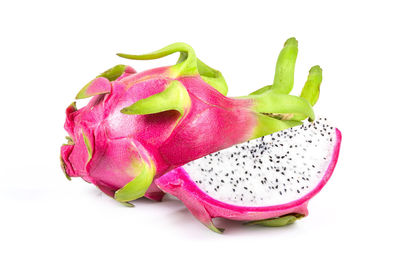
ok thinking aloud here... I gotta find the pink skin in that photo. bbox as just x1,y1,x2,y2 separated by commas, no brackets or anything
154,129,342,229
117,66,136,80
61,65,269,199
145,182,166,202
85,77,112,97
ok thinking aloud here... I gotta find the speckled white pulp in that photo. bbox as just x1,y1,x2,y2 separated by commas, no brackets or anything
183,118,337,207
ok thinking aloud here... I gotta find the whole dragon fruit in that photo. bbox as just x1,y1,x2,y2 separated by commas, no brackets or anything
60,38,319,206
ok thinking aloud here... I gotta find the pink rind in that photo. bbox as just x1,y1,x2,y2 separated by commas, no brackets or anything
144,181,165,201
155,128,342,228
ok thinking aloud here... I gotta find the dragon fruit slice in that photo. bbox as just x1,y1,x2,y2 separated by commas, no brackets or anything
60,38,321,205
155,118,341,232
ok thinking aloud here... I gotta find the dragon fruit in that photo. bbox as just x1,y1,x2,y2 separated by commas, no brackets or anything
155,118,341,232
60,38,320,205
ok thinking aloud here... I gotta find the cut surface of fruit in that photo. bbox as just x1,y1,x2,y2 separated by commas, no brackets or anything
182,118,339,207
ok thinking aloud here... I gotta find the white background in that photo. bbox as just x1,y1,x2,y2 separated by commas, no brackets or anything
1,0,399,270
